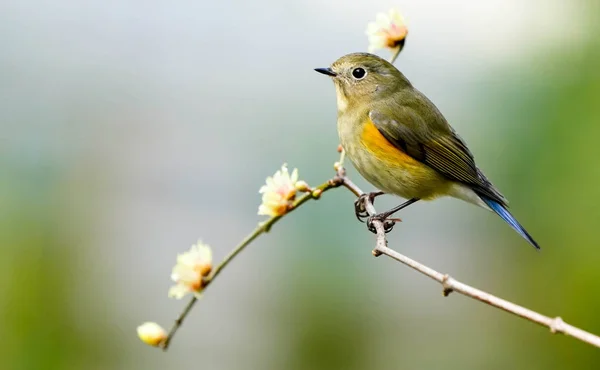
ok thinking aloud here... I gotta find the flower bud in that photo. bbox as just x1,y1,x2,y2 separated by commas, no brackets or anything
137,322,167,347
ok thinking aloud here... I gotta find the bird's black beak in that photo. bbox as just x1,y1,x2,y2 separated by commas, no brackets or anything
314,67,337,77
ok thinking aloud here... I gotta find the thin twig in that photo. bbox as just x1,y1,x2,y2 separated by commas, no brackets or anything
160,170,346,350
388,42,404,65
350,182,600,349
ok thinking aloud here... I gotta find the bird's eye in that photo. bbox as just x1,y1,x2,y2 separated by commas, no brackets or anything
352,67,367,80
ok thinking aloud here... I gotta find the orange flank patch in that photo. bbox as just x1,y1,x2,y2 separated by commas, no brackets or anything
360,119,419,166
358,119,451,200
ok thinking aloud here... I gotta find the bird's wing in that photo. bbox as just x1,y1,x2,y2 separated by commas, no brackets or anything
369,108,507,205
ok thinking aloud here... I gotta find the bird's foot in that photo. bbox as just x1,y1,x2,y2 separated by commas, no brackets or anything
366,215,400,234
354,195,370,222
354,191,384,222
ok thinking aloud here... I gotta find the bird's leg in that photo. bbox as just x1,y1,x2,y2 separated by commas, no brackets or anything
367,198,420,234
354,191,385,222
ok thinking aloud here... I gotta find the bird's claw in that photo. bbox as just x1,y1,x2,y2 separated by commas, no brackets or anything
354,191,384,222
366,216,396,234
354,194,369,222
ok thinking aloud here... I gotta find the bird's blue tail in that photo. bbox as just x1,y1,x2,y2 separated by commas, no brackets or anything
480,196,540,250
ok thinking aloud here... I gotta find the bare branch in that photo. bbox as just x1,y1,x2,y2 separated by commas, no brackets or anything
350,181,600,349
157,164,600,351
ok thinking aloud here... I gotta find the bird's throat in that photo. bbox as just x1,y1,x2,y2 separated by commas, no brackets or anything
334,85,349,114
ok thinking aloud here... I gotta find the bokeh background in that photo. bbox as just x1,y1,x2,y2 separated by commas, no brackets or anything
2,0,599,369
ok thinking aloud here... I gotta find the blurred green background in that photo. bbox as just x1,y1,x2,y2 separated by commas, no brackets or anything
1,0,599,369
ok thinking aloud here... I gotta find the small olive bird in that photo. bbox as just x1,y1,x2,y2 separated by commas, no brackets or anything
315,52,539,249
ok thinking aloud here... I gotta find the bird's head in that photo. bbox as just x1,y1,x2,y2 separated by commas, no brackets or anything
315,52,409,111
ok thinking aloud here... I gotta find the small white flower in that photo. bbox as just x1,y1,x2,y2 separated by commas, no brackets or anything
168,241,213,299
137,322,167,347
366,8,408,53
258,164,300,217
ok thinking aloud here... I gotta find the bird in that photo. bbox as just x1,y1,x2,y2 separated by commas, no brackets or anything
315,52,539,249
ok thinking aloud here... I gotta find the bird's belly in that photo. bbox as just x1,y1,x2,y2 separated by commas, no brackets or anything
343,121,451,200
